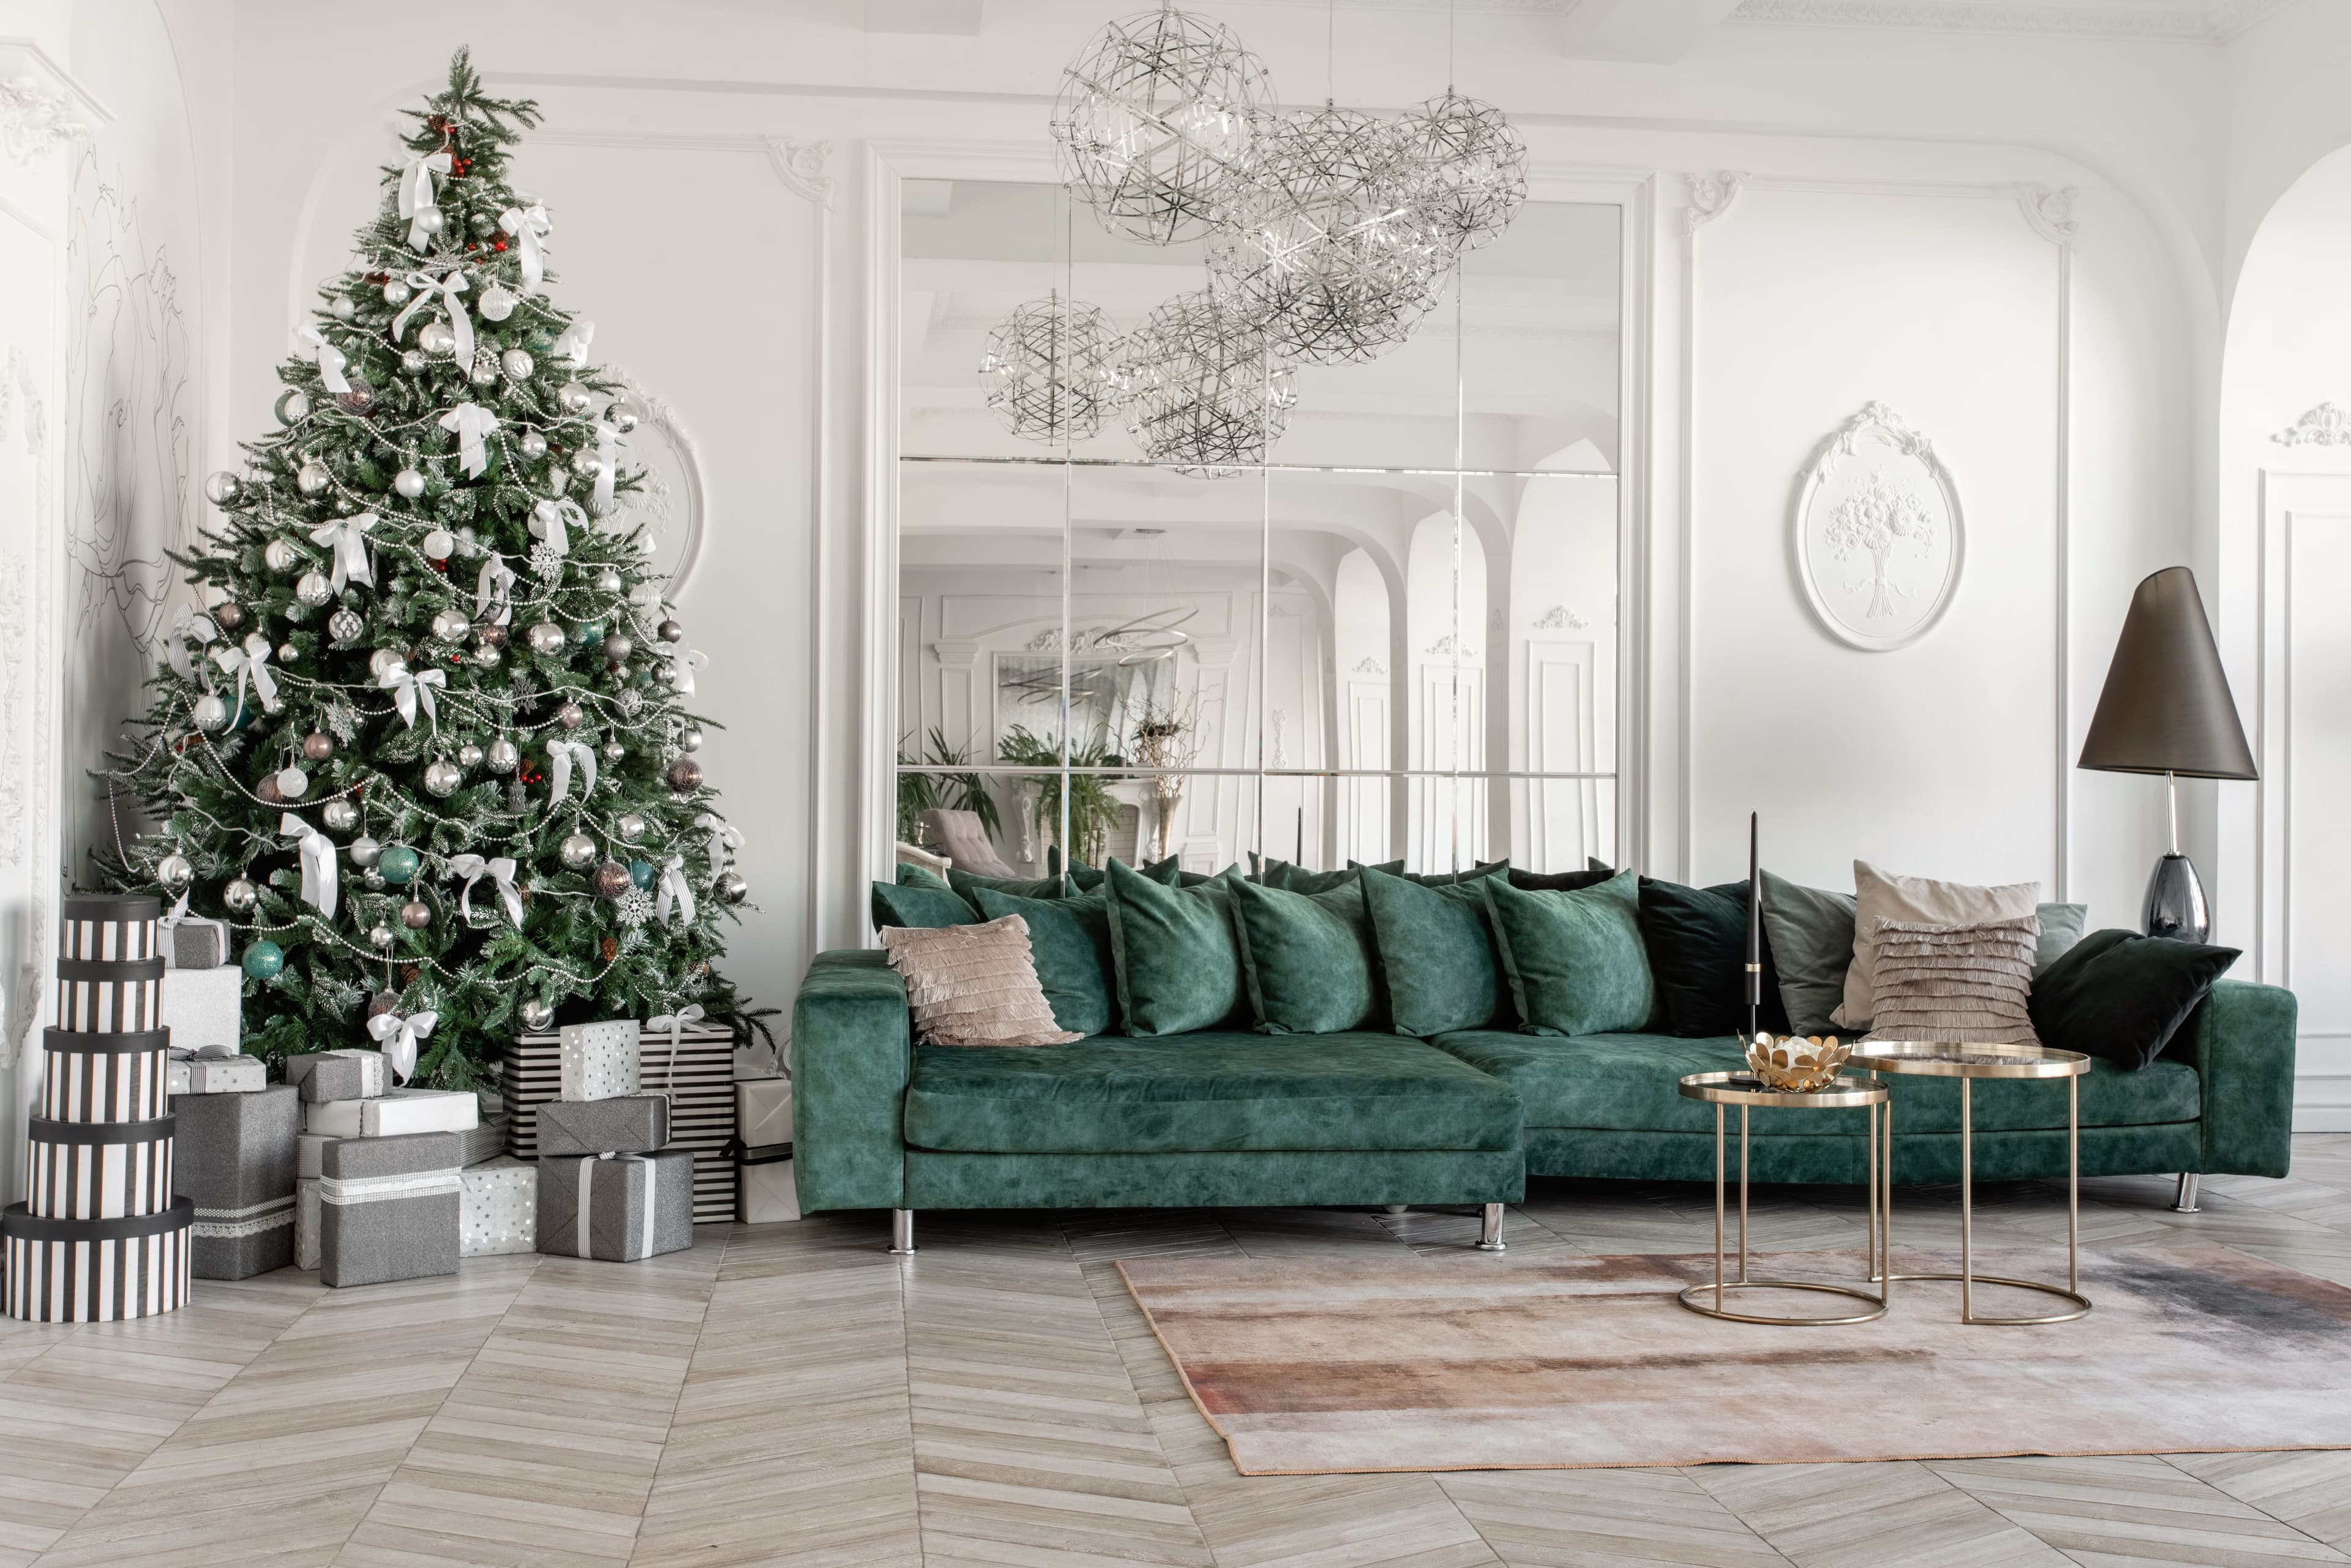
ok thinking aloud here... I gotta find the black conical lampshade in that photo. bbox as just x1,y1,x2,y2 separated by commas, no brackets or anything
2078,567,2257,781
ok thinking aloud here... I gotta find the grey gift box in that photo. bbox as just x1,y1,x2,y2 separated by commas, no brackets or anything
285,1048,389,1103
317,1130,460,1288
176,1085,301,1280
536,1095,669,1158
536,1149,694,1261
163,917,231,971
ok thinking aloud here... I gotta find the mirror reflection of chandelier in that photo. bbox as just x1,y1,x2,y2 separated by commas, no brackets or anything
1115,291,1297,474
978,291,1119,444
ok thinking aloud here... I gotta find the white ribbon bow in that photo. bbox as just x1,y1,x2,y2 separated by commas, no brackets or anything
367,1008,439,1084
448,853,523,926
392,269,474,365
666,647,708,696
498,202,552,292
593,421,618,513
552,318,594,366
440,402,499,479
579,1153,656,1260
279,811,339,918
695,812,742,877
654,855,696,926
293,324,351,396
545,738,599,805
377,658,446,731
644,1003,705,1088
475,555,516,626
530,497,587,558
210,633,279,715
399,151,453,250
167,604,220,683
309,512,377,593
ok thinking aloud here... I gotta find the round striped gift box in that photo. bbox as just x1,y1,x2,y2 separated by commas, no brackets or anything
58,894,158,964
40,1027,170,1123
24,1116,174,1220
2,1198,193,1322
54,956,164,1034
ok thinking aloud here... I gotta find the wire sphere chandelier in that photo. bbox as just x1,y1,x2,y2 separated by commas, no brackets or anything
978,291,1120,445
1115,290,1298,476
1203,104,1457,367
1052,7,1273,246
1399,89,1528,253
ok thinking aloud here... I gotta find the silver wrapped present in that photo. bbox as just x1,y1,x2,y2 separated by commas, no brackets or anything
460,1157,537,1256
296,1179,320,1270
174,1051,265,1095
285,1048,389,1103
317,1131,460,1288
537,1094,669,1158
298,1131,340,1180
558,1019,640,1103
536,1150,694,1261
178,1086,300,1280
307,1088,479,1138
160,913,231,971
157,964,241,1054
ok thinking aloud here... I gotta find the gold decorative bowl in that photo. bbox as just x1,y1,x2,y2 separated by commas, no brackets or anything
1744,1032,1850,1092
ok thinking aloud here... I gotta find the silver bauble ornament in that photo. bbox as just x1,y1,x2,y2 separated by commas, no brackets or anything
212,602,247,632
602,741,625,763
430,607,471,643
501,348,534,381
156,853,193,892
519,429,548,459
521,998,555,1031
302,731,334,761
716,871,749,906
276,389,312,425
423,758,463,797
276,766,309,800
559,832,597,869
487,737,520,773
328,607,365,643
591,861,634,900
367,989,400,1021
526,621,567,656
473,640,503,669
204,471,241,507
255,773,284,807
602,632,634,664
656,618,683,644
264,538,299,574
666,757,705,793
418,320,457,356
277,641,299,664
628,582,661,607
401,899,432,930
223,877,258,913
394,467,426,500
193,694,229,732
557,381,594,415
401,348,428,374
349,835,382,868
330,294,356,323
457,743,484,769
615,814,646,843
595,568,623,595
296,460,331,496
478,284,516,322
383,278,413,307
469,352,498,388
557,702,585,730
421,528,454,561
369,648,407,680
295,571,333,607
322,798,358,831
413,204,444,237
337,376,376,415
369,923,396,950
679,723,703,752
610,407,639,435
576,449,605,481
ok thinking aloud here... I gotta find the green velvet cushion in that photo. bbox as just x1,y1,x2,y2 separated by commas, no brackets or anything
1359,865,1514,1037
948,866,1065,904
1482,870,1655,1036
1247,855,1360,895
1428,1029,2200,1136
2030,928,2243,1070
1103,859,1250,1036
1508,858,1616,892
871,879,978,930
1066,860,1105,892
902,1030,1523,1153
1228,876,1381,1033
2036,902,2088,972
1349,858,1408,877
1638,878,1790,1038
1402,859,1510,888
896,863,956,891
1758,869,1856,1036
970,887,1114,1038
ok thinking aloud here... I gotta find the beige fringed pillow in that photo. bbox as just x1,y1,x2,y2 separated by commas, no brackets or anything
1862,917,2041,1046
1834,861,2040,1030
879,915,1082,1048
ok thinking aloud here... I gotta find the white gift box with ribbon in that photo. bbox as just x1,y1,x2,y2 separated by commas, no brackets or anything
305,1087,479,1139
558,1019,640,1103
160,966,242,1059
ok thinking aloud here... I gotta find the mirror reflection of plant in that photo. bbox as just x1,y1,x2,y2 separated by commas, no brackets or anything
1126,694,1200,863
999,725,1123,867
896,726,1002,845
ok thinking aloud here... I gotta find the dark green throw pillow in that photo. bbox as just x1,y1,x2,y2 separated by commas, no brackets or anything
896,862,956,891
1638,879,1790,1038
1482,870,1655,1037
1247,854,1359,895
1358,865,1513,1037
871,879,977,931
1065,860,1105,892
1509,857,1616,892
972,886,1114,1037
1403,858,1510,888
2028,928,2240,1069
1758,869,1856,1037
2035,902,2088,973
1102,859,1248,1036
1227,876,1381,1033
948,866,1064,904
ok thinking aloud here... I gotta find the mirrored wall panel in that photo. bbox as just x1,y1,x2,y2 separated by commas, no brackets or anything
896,178,1621,885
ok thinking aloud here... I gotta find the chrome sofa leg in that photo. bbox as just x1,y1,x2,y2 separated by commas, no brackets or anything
888,1209,918,1255
1383,1204,1409,1215
1475,1202,1506,1253
2172,1173,2201,1215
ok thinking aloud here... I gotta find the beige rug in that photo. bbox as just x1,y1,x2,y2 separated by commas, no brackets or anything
1118,1246,2351,1474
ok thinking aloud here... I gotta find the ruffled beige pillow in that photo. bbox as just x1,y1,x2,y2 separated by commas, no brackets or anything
1833,861,2039,1030
879,915,1082,1048
1861,917,2041,1046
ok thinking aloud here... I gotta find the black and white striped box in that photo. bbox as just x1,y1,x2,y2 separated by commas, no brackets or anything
54,956,165,1034
508,1025,737,1223
59,895,159,964
23,1116,175,1220
40,1027,170,1123
2,1198,193,1322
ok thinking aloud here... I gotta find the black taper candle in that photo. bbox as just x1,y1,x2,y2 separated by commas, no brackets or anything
1747,811,1762,1038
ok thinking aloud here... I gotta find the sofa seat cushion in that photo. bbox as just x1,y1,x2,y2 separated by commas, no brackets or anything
904,1031,1524,1155
1428,1031,2199,1135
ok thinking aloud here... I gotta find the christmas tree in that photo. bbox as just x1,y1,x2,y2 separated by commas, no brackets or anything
96,51,754,1090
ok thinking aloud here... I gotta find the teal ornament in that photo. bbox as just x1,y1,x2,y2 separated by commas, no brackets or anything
377,845,421,885
628,858,657,891
242,940,285,980
572,618,607,648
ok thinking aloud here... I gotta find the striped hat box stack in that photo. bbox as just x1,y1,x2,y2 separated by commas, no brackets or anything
507,1022,738,1223
4,896,193,1322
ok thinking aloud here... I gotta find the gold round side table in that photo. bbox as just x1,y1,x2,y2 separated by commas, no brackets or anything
1851,1040,2093,1326
1674,1071,1890,1325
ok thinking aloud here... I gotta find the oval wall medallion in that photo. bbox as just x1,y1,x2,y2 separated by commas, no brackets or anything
613,373,705,597
1792,402,1963,652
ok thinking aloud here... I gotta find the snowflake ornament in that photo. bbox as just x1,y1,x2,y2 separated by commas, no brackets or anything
615,888,654,926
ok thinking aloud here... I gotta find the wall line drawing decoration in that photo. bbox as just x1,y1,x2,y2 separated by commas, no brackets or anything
1792,401,1963,652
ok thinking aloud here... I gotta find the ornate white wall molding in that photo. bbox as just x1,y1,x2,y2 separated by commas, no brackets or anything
0,73,86,166
1682,171,1747,236
765,138,834,209
1350,655,1385,676
2273,403,2351,448
1530,604,1588,631
2017,184,2079,248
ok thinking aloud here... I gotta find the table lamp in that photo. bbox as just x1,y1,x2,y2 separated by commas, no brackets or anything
2076,566,2256,943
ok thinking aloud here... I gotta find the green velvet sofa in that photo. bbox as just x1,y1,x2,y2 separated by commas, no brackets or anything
792,949,2296,1244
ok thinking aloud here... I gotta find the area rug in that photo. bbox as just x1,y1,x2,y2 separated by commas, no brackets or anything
1117,1246,2351,1474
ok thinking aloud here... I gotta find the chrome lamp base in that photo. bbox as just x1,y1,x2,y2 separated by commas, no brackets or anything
2142,852,2210,945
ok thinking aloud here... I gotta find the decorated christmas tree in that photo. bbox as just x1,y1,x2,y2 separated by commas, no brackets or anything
96,51,752,1090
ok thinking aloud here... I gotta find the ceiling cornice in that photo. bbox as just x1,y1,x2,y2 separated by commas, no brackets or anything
1725,0,2290,42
